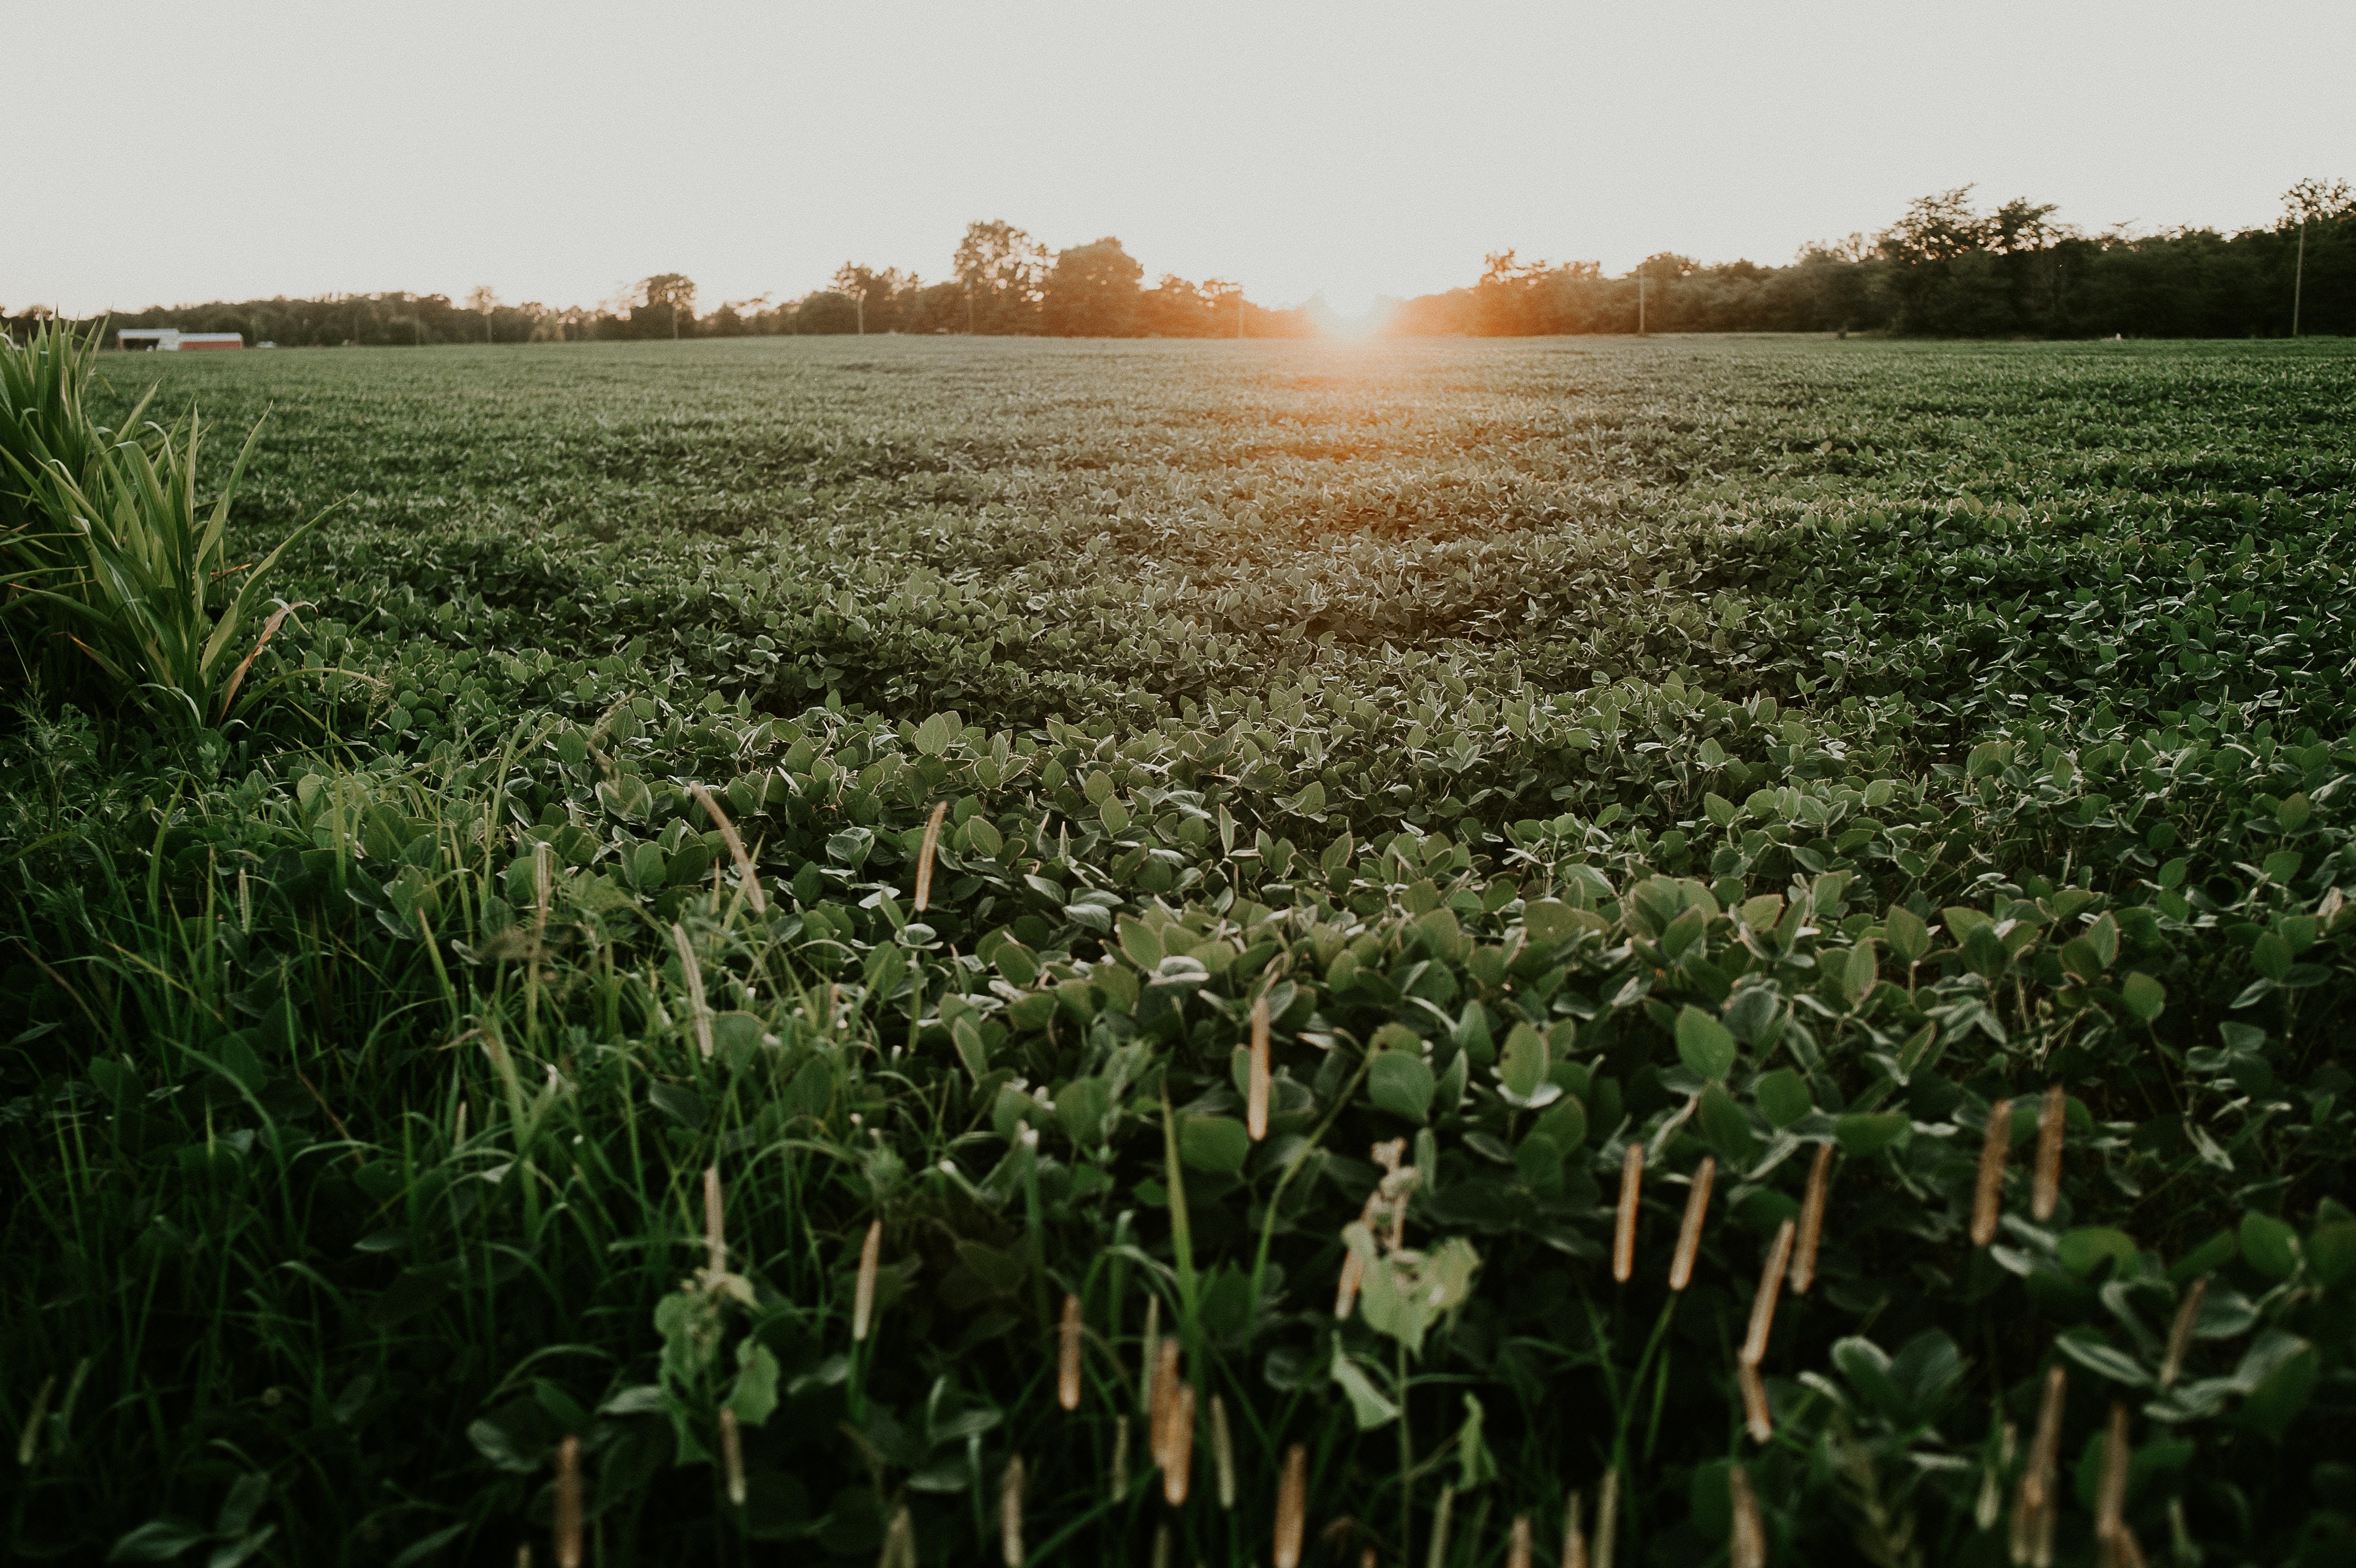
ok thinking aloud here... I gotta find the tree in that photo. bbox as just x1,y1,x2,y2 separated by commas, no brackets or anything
634,274,696,339
2283,177,2355,228
1878,188,1988,264
953,221,1048,334
1042,238,1144,337
464,285,497,343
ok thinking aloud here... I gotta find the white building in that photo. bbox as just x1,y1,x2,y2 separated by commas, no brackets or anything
116,329,243,352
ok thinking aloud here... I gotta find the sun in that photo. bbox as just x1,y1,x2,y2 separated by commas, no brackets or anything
1313,286,1391,339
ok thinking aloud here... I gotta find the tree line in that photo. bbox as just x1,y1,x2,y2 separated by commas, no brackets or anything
9,182,2347,345
1389,179,2353,338
5,223,1313,347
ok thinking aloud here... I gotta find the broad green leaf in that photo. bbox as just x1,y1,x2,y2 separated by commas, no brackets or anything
2239,1211,2300,1281
2120,971,2166,1023
1497,1022,1549,1105
1329,1347,1399,1430
1369,1052,1436,1123
1835,1112,1908,1156
1753,1069,1812,1129
2056,1228,2137,1278
1675,1005,1738,1082
1699,1083,1755,1164
1179,1115,1250,1175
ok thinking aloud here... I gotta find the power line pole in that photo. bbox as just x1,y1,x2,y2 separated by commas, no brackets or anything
2293,219,2306,338
1237,290,1245,340
1637,266,1647,335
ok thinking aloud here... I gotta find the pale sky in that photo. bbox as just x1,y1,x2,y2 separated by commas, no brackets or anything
12,1,2353,319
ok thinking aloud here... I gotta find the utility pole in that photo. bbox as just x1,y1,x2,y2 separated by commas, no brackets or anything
2293,219,2306,337
857,293,865,334
1237,290,1245,340
1637,266,1647,335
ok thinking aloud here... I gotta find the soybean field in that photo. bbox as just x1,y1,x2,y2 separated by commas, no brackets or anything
4,333,2354,1567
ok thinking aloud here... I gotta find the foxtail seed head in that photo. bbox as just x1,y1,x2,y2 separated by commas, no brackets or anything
669,922,713,1059
914,800,948,913
1507,1512,1533,1568
1560,1489,1586,1568
1669,1156,1715,1291
1211,1392,1236,1510
1247,993,1272,1141
1728,1465,1765,1568
1274,1444,1308,1568
2096,1402,2131,1550
702,1166,726,1276
718,1406,745,1506
688,783,766,915
1593,1469,1620,1568
2012,1364,2068,1567
553,1434,582,1568
1140,1294,1161,1419
2033,1084,2065,1222
999,1453,1025,1568
1972,1099,2013,1247
1162,1383,1195,1506
1792,1142,1834,1294
1742,1219,1796,1366
1058,1292,1084,1410
1613,1144,1643,1283
1738,1358,1772,1442
851,1219,882,1342
2161,1277,2207,1388
1150,1337,1183,1469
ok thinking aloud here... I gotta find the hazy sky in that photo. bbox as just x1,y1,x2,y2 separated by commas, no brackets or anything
14,1,2353,319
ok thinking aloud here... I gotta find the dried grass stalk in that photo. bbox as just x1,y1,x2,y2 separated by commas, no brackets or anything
851,1219,882,1342
688,783,766,914
1111,1415,1131,1498
1741,1219,1796,1366
914,799,948,913
1274,1444,1308,1568
1507,1512,1533,1568
2033,1084,2065,1221
1613,1145,1643,1283
1058,1292,1084,1410
1336,1245,1366,1320
702,1166,726,1275
1792,1142,1834,1294
1248,993,1272,1141
1426,1483,1456,1568
1669,1156,1715,1291
2161,1277,2207,1388
1593,1469,1619,1568
669,922,713,1059
1972,1098,2013,1246
1140,1295,1161,1419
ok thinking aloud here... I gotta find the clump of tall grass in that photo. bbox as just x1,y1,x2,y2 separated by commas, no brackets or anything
0,321,325,728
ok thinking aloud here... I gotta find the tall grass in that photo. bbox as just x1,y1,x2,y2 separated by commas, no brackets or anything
0,321,322,726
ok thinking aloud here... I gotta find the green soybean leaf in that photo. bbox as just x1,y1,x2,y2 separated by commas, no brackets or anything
1675,1005,1738,1082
